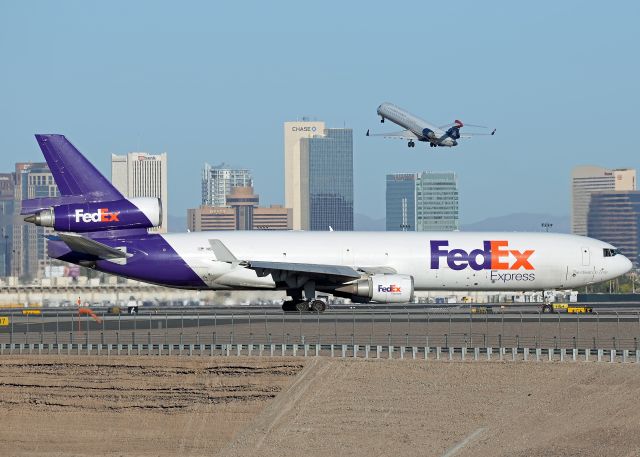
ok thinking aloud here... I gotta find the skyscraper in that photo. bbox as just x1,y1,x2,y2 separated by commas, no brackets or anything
12,163,59,279
0,173,15,277
284,121,353,231
284,120,325,230
201,163,253,207
588,191,640,267
571,166,636,236
386,173,416,231
111,152,168,233
415,172,459,232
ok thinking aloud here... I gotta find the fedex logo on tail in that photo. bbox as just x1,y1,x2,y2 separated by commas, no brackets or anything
430,240,535,271
74,208,120,223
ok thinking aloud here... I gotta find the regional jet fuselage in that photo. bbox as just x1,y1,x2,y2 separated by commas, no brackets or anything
367,102,495,148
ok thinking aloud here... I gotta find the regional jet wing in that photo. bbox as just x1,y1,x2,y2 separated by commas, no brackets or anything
366,129,418,140
460,129,496,138
56,232,128,262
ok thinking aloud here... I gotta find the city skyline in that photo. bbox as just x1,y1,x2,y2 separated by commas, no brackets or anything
1,2,639,225
111,151,168,233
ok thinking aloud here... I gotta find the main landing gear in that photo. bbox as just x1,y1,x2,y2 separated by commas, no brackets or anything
407,140,415,148
282,286,328,313
281,299,327,313
429,143,437,148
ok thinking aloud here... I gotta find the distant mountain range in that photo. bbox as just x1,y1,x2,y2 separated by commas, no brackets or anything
354,212,570,233
461,213,570,233
167,212,570,233
354,213,386,231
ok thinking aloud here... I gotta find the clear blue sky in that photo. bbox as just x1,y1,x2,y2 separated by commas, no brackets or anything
1,1,638,224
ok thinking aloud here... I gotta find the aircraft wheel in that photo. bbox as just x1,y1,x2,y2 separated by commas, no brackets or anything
310,300,326,313
296,301,309,313
282,300,296,312
380,118,384,123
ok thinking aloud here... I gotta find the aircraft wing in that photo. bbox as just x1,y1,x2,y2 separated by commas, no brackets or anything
366,129,419,140
460,129,496,138
248,261,361,281
209,239,379,284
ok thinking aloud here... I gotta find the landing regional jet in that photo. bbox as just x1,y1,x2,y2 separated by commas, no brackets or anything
367,102,496,148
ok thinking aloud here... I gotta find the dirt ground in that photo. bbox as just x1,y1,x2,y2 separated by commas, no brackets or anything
2,356,640,457
0,356,303,456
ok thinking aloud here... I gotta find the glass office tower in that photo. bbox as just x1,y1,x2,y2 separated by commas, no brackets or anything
386,173,417,231
588,190,640,267
301,128,353,231
415,171,459,232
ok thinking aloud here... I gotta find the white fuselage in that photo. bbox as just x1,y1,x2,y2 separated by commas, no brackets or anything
377,102,456,146
161,231,632,291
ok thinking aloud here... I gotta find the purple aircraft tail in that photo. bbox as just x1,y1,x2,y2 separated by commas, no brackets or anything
22,135,124,214
35,134,123,200
23,134,162,234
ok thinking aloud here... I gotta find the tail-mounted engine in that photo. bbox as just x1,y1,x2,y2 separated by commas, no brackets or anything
24,197,162,232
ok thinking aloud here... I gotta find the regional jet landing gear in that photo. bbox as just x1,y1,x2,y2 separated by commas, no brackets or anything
407,140,415,148
380,117,385,123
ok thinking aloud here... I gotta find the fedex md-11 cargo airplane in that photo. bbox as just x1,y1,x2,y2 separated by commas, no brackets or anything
24,135,631,312
367,102,496,148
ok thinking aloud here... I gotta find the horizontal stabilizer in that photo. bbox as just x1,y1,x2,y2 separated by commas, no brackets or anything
56,232,128,263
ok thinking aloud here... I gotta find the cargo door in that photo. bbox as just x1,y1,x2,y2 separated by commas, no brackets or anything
581,247,590,266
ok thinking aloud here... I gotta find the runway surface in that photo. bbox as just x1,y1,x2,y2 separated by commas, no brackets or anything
2,305,640,349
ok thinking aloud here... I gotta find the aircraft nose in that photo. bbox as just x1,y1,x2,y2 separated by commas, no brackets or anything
618,254,633,276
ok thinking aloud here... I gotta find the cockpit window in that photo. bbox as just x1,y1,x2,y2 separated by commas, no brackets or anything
603,248,619,257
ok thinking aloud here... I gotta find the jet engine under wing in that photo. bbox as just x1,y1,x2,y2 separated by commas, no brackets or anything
366,129,419,140
56,232,128,262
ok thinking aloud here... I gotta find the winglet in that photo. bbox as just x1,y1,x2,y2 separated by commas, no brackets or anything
209,239,238,263
366,129,370,136
491,129,496,135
